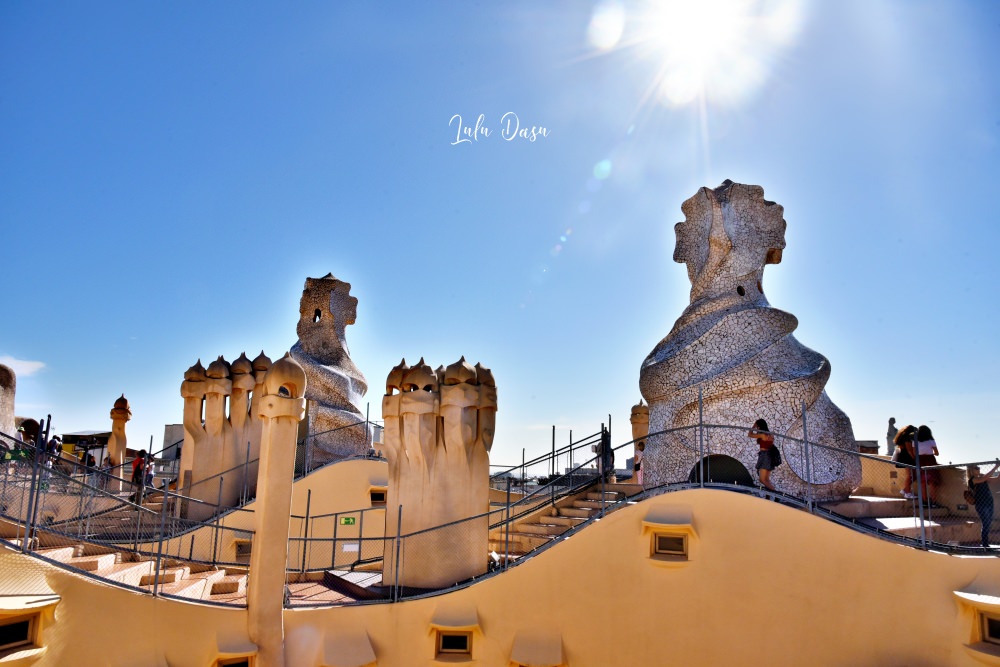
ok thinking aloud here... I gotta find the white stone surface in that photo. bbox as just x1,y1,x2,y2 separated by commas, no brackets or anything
639,181,860,501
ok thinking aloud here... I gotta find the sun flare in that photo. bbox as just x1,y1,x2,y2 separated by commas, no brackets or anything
588,0,806,108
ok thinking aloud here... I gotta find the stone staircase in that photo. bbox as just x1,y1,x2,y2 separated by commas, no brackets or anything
44,489,170,541
489,484,638,559
820,495,988,545
33,543,248,603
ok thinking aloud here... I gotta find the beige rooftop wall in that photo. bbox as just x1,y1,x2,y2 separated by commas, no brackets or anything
6,488,1000,665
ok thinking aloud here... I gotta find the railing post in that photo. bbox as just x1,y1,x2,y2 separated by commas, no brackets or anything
154,485,169,596
698,386,704,487
242,440,251,504
504,476,512,571
393,504,403,602
22,419,45,552
915,442,927,548
212,476,223,565
357,509,365,567
301,489,312,574
600,423,606,519
331,510,339,569
802,400,813,513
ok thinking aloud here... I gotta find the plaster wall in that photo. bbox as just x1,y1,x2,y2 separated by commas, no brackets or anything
7,488,998,666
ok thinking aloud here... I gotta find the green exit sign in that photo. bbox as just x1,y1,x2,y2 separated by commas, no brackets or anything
339,517,356,526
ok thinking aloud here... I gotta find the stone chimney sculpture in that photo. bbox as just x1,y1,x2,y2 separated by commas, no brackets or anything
639,180,860,501
179,353,270,519
382,357,497,589
108,395,131,492
289,274,371,466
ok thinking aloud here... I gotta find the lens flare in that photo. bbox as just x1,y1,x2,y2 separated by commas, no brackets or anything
589,0,806,109
593,159,612,180
587,1,626,51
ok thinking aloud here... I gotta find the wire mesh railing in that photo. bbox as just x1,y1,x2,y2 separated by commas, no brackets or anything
295,416,385,477
6,406,1000,611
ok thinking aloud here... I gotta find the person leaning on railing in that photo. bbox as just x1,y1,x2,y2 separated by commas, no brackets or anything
967,461,1000,549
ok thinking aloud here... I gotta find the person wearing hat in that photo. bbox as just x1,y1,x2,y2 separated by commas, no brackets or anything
15,426,24,442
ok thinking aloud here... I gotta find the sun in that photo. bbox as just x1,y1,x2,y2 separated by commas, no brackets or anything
588,0,807,108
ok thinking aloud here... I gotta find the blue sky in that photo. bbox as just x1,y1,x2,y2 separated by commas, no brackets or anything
3,1,998,466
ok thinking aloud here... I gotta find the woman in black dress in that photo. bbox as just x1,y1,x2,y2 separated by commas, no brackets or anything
968,461,1000,548
893,425,917,499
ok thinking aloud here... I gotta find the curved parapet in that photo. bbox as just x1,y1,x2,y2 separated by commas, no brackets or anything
639,181,859,500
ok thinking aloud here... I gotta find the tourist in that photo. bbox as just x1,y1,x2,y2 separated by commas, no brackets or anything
967,462,1000,548
597,427,615,483
634,441,645,486
915,425,941,504
886,417,898,456
893,425,917,499
99,456,112,490
130,450,147,503
748,418,777,491
144,453,156,489
86,454,98,486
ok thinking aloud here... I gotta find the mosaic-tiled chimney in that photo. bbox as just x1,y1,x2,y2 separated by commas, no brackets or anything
639,181,860,501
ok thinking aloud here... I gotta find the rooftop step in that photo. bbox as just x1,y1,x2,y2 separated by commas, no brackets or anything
184,567,226,596
584,492,623,502
557,507,597,519
35,546,77,562
139,566,190,587
145,576,210,599
102,560,155,586
545,515,586,527
822,496,951,520
68,552,117,572
571,500,606,510
211,573,247,595
863,516,982,543
514,523,565,536
502,532,555,550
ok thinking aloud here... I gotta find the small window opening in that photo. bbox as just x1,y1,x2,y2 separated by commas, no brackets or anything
216,658,253,667
983,614,1000,645
370,490,386,505
278,386,291,398
0,616,34,652
736,285,746,296
437,631,471,656
313,309,322,323
234,540,252,562
653,533,687,557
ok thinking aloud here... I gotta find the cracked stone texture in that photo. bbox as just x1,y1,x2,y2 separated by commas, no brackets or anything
289,274,371,464
639,181,860,501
